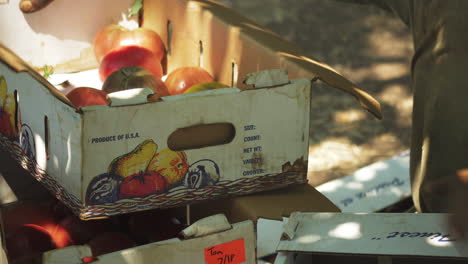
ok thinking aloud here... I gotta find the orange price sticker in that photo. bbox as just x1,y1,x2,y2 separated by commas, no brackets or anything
204,239,246,264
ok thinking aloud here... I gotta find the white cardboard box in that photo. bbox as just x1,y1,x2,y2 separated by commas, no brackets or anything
277,212,468,263
0,0,382,219
94,217,256,264
316,151,411,212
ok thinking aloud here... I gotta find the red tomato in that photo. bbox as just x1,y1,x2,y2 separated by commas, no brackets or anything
99,46,163,81
3,203,57,234
6,224,57,261
3,202,73,255
66,87,109,109
119,171,169,199
165,67,214,95
41,223,74,248
0,110,15,137
94,25,165,63
102,66,169,101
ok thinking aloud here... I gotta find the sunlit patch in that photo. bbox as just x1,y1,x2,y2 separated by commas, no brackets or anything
390,187,405,197
308,140,362,171
65,136,72,174
52,155,59,169
334,109,366,124
354,163,388,182
329,222,362,240
426,237,453,248
366,20,413,57
317,180,344,193
297,234,321,244
378,85,411,106
0,173,17,204
345,181,364,190
373,63,408,81
34,133,47,170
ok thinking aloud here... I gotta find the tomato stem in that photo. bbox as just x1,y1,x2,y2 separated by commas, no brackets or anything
128,0,143,18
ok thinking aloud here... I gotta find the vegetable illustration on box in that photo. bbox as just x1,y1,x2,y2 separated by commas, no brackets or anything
0,75,36,163
86,139,221,205
146,148,189,188
0,76,19,138
185,159,220,189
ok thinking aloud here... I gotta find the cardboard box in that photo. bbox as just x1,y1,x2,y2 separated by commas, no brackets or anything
316,151,411,213
0,0,381,219
276,212,468,263
0,211,256,264
92,215,256,264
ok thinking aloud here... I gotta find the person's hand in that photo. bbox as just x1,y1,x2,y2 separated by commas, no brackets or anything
448,169,468,241
19,0,55,13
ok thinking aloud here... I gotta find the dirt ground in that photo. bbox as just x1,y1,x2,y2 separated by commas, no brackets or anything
218,0,414,186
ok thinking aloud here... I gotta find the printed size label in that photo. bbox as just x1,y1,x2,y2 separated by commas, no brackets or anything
241,124,265,177
204,239,246,264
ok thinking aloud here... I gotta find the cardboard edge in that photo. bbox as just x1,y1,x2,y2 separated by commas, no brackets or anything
282,55,382,119
281,212,301,241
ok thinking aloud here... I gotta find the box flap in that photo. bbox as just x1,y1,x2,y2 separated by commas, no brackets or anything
257,218,285,258
143,0,382,119
278,212,468,258
181,214,232,238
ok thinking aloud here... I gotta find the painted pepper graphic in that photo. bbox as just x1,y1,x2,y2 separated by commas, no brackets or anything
146,148,189,187
0,76,19,137
108,139,158,178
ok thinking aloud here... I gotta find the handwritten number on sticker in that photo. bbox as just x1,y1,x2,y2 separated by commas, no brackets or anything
205,239,246,264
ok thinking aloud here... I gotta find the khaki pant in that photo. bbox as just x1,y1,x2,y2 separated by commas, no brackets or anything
346,0,468,212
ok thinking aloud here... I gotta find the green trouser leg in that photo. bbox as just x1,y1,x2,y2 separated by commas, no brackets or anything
411,53,468,213
339,0,468,212
403,0,468,212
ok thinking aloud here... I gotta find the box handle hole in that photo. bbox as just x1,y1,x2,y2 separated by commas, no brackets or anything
13,90,20,132
167,123,235,151
44,115,50,160
231,61,238,87
199,40,204,67
167,20,173,55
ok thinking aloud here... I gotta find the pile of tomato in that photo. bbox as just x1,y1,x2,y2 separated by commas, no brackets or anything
3,199,184,263
66,24,228,109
